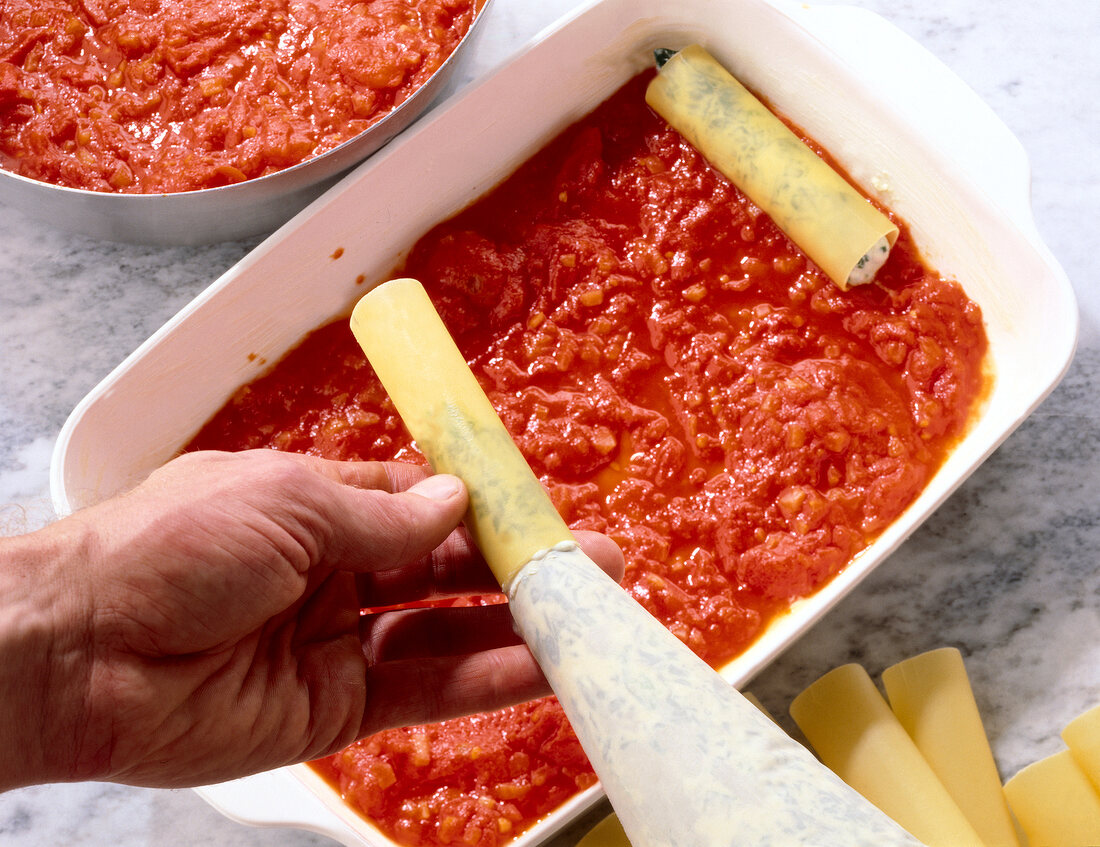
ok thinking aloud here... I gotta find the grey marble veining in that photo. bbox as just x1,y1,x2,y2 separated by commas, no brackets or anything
1,0,1097,844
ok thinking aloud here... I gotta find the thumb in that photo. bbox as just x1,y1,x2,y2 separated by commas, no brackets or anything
405,473,467,504
331,473,469,571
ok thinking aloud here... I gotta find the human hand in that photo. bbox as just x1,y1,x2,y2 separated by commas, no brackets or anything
0,449,623,790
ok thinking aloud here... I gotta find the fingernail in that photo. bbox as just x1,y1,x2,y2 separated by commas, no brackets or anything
408,474,463,501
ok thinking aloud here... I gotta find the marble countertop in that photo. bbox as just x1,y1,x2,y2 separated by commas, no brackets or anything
1,0,1097,844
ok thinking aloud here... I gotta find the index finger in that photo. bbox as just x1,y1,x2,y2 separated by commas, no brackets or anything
356,526,498,609
280,452,433,494
357,528,627,609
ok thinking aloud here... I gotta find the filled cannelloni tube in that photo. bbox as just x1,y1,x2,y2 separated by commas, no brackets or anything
646,44,898,289
349,278,921,845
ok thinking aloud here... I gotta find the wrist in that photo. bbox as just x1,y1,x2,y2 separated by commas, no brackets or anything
0,520,95,790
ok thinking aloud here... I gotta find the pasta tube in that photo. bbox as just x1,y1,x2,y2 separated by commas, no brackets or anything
790,663,984,846
646,44,898,289
350,278,573,587
882,648,1020,847
1063,703,1100,792
1004,750,1100,847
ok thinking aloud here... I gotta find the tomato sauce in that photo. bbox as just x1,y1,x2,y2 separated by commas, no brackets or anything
0,0,476,192
311,699,598,845
187,71,988,845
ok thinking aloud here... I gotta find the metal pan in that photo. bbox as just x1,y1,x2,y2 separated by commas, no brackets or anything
0,0,493,246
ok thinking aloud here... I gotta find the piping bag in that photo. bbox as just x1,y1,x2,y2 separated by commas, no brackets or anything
350,278,920,846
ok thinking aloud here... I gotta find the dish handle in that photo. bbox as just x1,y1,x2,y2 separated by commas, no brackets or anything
193,767,370,846
790,2,1038,243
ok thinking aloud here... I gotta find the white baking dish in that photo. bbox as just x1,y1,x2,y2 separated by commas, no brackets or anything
51,0,1076,843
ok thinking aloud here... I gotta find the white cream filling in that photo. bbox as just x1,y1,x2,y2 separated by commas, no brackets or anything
847,235,893,286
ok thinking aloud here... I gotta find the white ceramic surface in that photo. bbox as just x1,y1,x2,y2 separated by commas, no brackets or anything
48,0,1077,843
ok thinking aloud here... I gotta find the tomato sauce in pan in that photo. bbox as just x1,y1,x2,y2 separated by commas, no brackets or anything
0,0,477,192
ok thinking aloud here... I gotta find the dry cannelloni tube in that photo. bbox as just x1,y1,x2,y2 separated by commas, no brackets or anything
1004,750,1100,847
349,278,922,846
646,44,898,289
882,649,1020,847
790,663,985,846
577,812,631,847
1063,703,1100,792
